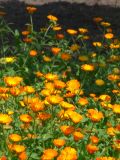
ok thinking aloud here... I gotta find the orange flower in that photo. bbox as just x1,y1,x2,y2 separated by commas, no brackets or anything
95,79,105,86
21,31,30,36
107,127,116,136
51,47,61,55
70,44,80,51
19,114,32,123
104,33,114,39
53,139,66,148
35,71,44,78
56,33,64,39
23,37,32,43
4,76,23,87
26,6,37,14
68,111,83,123
46,95,63,105
47,15,58,21
78,97,89,106
96,157,115,160
38,112,51,120
67,29,77,35
0,114,12,124
41,149,58,160
101,21,111,27
112,104,120,114
61,53,71,61
87,109,104,122
108,74,119,81
18,152,27,160
60,125,74,136
0,87,9,93
12,144,26,154
0,156,7,160
54,80,66,89
43,56,51,62
9,134,22,142
29,50,37,57
81,64,94,71
30,101,44,112
52,26,62,31
93,17,103,23
10,87,21,96
86,144,99,154
45,73,58,81
0,11,6,16
23,86,35,94
99,94,111,102
73,131,84,141
90,136,99,144
66,79,80,93
57,147,78,160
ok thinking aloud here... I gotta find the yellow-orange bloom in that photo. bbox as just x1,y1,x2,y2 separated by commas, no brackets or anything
79,55,89,62
95,79,105,86
96,157,115,160
53,139,66,148
19,114,32,123
66,79,80,93
4,76,23,87
38,112,51,121
51,47,61,55
45,73,58,81
73,131,84,141
12,144,26,154
93,42,102,47
61,53,71,61
108,74,119,81
0,114,12,124
87,109,104,122
78,28,88,34
78,97,89,106
47,15,58,21
90,136,99,144
93,17,103,23
9,134,22,142
81,64,94,71
41,149,58,160
112,104,120,114
54,80,66,89
18,151,27,160
46,95,63,105
86,144,99,154
101,21,111,27
60,101,75,110
60,125,74,136
67,29,77,35
29,50,37,57
67,110,83,123
26,6,37,14
104,33,114,39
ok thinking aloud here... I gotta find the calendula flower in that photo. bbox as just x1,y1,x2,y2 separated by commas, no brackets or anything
90,136,99,144
112,104,120,114
78,97,89,106
96,157,115,160
19,114,32,123
21,30,30,36
108,74,119,81
47,15,58,21
86,144,99,154
0,57,16,64
51,47,61,55
26,6,37,14
54,80,66,89
67,29,77,35
78,28,88,34
93,17,103,23
95,79,105,86
87,109,104,122
10,87,21,96
66,79,80,93
101,21,111,27
29,50,37,57
56,33,64,39
35,71,44,78
99,94,111,102
43,56,51,62
41,149,58,160
12,144,26,154
57,147,78,160
81,64,95,71
60,101,75,110
110,43,120,49
73,131,84,141
60,125,74,136
104,33,114,39
23,86,35,94
45,73,58,81
53,139,66,148
30,101,44,112
0,114,12,124
9,134,22,142
61,53,71,61
52,26,62,31
4,76,23,87
38,112,51,121
18,151,27,160
46,95,63,105
107,127,116,136
93,42,102,47
23,37,32,43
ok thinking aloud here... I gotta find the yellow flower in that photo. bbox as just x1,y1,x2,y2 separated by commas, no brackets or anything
66,79,80,93
73,131,84,141
78,97,89,106
45,73,58,81
112,104,120,114
67,29,77,35
9,134,22,142
93,42,102,47
46,95,63,105
101,21,111,27
60,101,75,110
41,149,58,160
47,15,58,21
67,110,83,123
12,144,26,154
81,64,94,71
53,139,66,148
87,109,104,122
43,56,51,62
104,33,114,39
4,76,23,87
52,26,62,31
78,28,88,34
54,80,66,89
0,57,16,64
19,114,32,123
95,79,105,86
0,114,12,124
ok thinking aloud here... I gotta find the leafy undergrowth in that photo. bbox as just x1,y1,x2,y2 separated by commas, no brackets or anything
0,7,120,160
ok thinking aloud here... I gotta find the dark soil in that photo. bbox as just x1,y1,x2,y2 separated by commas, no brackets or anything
0,0,120,39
